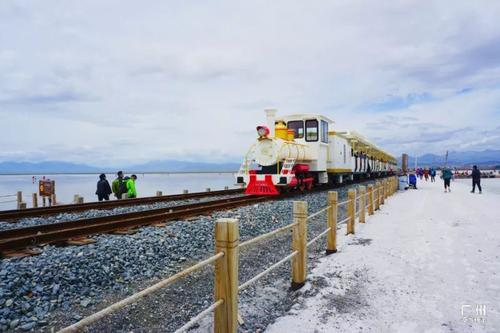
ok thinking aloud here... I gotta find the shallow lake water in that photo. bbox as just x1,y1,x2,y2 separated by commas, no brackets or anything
0,173,238,210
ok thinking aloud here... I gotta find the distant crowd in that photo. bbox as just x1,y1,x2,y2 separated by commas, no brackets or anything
95,171,138,201
404,165,483,194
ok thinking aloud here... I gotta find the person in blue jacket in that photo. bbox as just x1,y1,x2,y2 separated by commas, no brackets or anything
441,168,453,192
408,173,417,189
429,168,436,182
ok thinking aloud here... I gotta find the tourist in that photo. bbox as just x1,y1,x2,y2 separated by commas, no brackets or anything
408,173,417,189
112,171,127,199
441,167,453,192
95,174,112,201
126,174,138,198
430,168,436,182
424,168,429,181
471,165,482,194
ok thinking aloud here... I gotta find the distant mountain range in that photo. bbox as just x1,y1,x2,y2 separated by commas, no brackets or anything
0,160,240,174
1,149,498,174
397,149,500,167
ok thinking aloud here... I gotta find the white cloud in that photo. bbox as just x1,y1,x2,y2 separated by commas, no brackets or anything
1,0,499,165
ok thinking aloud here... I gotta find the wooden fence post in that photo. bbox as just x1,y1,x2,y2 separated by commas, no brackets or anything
385,180,389,199
359,186,366,224
326,191,337,254
214,218,239,333
32,193,38,208
292,201,308,289
51,180,56,200
378,181,382,205
347,189,356,235
156,191,163,196
374,182,380,210
16,191,22,209
367,184,374,215
51,194,57,206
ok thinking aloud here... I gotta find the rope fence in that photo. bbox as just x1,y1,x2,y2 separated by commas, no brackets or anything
57,176,399,333
0,200,17,205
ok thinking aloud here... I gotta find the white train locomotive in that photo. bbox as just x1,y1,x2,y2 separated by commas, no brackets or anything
236,109,397,195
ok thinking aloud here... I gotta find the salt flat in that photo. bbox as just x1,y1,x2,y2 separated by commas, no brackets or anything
266,178,500,333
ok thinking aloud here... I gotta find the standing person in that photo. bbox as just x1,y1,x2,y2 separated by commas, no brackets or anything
424,168,429,181
441,167,453,192
126,174,138,198
95,174,112,201
471,165,482,194
112,171,128,199
430,168,436,182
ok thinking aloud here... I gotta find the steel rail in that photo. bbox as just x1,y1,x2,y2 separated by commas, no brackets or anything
1,176,395,253
0,188,243,220
0,196,267,253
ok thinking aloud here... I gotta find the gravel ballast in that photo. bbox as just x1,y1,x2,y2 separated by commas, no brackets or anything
0,194,243,231
0,180,383,332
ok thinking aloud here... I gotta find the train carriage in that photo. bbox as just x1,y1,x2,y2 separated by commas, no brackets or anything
236,109,397,195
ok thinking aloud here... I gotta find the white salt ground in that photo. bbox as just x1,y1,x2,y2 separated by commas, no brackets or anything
266,178,500,333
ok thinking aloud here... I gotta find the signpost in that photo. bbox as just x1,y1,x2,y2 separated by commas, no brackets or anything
39,180,55,207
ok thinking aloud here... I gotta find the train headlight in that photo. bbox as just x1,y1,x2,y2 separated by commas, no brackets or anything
257,126,269,138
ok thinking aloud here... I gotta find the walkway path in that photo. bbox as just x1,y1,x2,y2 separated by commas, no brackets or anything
266,178,499,333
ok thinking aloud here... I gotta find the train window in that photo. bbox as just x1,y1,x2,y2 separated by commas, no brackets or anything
320,120,328,143
305,119,318,142
343,144,346,163
287,121,304,138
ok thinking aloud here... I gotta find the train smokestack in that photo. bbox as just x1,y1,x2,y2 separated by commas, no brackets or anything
265,109,277,138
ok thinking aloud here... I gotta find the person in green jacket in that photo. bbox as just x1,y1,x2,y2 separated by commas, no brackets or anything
112,171,127,199
126,174,138,198
441,168,453,193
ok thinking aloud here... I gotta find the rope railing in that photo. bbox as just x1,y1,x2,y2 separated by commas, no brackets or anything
238,251,299,291
58,176,399,333
338,200,350,206
239,222,297,249
0,194,16,198
58,252,225,333
307,206,329,220
307,227,331,247
0,200,17,204
174,299,224,333
338,216,350,225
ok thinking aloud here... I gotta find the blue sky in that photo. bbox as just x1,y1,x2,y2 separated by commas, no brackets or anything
1,1,499,166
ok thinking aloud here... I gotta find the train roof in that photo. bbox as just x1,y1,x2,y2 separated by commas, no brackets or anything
277,113,334,124
332,130,397,163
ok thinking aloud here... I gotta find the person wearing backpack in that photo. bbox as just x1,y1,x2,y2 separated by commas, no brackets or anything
126,174,138,198
95,174,112,201
112,171,128,199
441,167,453,193
471,165,482,194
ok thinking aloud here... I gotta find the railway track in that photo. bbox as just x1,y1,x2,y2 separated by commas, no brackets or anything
0,176,392,256
0,188,243,220
0,194,267,255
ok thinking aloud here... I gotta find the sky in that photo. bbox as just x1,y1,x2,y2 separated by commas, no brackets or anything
1,1,499,166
